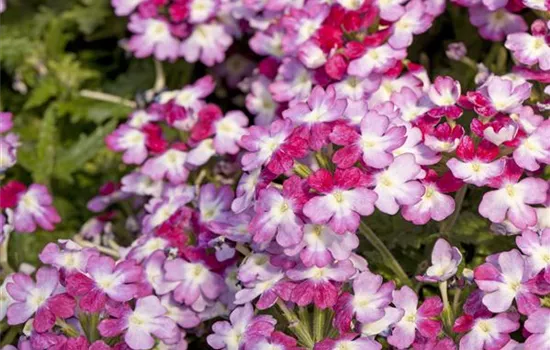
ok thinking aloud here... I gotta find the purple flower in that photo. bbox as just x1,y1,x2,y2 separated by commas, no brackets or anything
516,229,550,277
141,147,189,185
0,275,15,321
418,238,462,283
391,87,431,123
98,295,179,350
111,0,145,16
143,250,180,295
469,6,527,42
513,120,550,171
453,313,520,350
360,307,404,337
213,111,248,155
348,44,407,78
7,267,75,332
0,112,13,133
303,168,377,234
127,15,179,61
427,76,462,118
65,256,143,312
142,184,194,232
245,76,278,126
505,20,550,71
0,134,19,173
164,258,226,311
198,184,233,229
446,42,467,61
373,154,425,215
270,58,313,102
106,124,148,165
388,286,443,349
159,294,201,329
180,23,233,66
334,269,395,332
525,308,550,348
474,249,540,315
39,240,100,272
207,303,276,350
388,0,433,49
11,184,61,233
250,176,309,247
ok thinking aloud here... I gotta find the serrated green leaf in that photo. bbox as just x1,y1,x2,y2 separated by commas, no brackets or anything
23,76,59,110
53,119,117,180
32,105,57,185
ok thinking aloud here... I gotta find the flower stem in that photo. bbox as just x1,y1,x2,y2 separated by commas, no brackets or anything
359,221,412,287
313,306,325,342
79,90,137,109
0,230,14,278
440,185,467,236
277,300,315,349
439,281,455,335
452,288,463,316
56,318,80,337
73,235,120,258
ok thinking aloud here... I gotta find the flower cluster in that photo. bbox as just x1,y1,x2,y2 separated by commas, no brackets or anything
1,0,550,348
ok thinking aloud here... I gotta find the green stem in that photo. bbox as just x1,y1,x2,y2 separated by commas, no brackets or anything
79,90,136,108
452,288,463,316
56,318,80,337
0,325,21,346
440,185,467,235
73,235,120,258
313,307,325,342
359,221,412,287
439,281,455,335
0,230,14,278
293,162,312,178
277,301,315,349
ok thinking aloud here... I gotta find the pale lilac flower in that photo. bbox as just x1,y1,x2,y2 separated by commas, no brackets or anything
65,255,143,312
188,0,218,23
161,75,215,113
126,236,170,263
121,171,163,197
231,169,262,214
513,120,550,171
270,58,313,102
0,112,13,133
198,184,233,229
207,303,276,350
164,258,226,311
388,286,443,349
159,294,201,329
87,181,128,212
213,111,248,154
330,111,407,169
418,238,462,282
303,168,377,234
281,4,329,53
454,313,520,350
187,138,216,166
250,176,309,247
469,6,528,42
0,135,18,173
516,229,550,277
0,275,15,321
234,267,287,309
474,249,539,314
314,334,382,350
142,185,194,232
388,0,433,49
249,26,285,58
245,76,278,126
361,307,404,337
333,269,395,332
373,154,425,215
505,21,550,71
479,160,548,229
180,23,233,66
391,87,431,122
143,250,180,295
525,308,550,349
446,42,467,60
447,137,505,187
298,41,326,69
106,124,148,164
112,0,145,16
141,147,189,184
375,0,406,21
98,295,179,350
334,75,381,101
392,126,441,165
285,224,359,267
39,240,99,272
127,15,179,61
348,44,407,77
427,76,462,118
7,267,75,332
10,184,61,233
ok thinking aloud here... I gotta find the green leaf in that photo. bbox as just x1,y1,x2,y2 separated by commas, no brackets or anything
23,76,59,110
53,119,117,180
32,104,58,185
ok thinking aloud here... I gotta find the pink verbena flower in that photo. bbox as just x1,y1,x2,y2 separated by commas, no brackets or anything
141,145,189,185
516,229,550,277
479,160,548,229
127,15,179,61
474,249,540,315
334,269,395,332
7,267,75,332
98,295,179,350
105,124,148,165
207,303,276,350
0,112,13,133
427,76,463,119
388,0,433,49
213,111,248,155
0,134,18,173
513,120,550,171
348,44,407,78
66,256,143,312
453,313,520,350
241,119,308,175
180,23,233,66
417,238,462,283
250,175,310,247
111,0,145,16
314,333,382,350
388,286,443,349
303,168,377,234
469,6,527,42
525,308,550,348
505,20,550,71
39,240,100,272
373,153,425,215
447,136,505,187
330,111,407,169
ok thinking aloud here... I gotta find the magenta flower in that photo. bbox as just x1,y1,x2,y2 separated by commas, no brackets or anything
250,175,310,247
479,160,548,229
424,123,464,153
388,286,443,349
0,111,13,133
505,20,550,71
330,111,407,169
334,269,395,332
246,331,301,350
447,137,505,187
373,154,425,215
0,181,61,233
164,258,226,311
105,124,148,165
516,229,550,277
7,267,75,332
427,76,462,119
286,259,356,309
303,168,377,234
525,308,550,349
65,255,143,312
453,313,520,350
98,295,179,350
180,23,233,66
127,15,179,61
474,249,540,315
314,333,382,350
388,0,433,49
141,146,189,185
241,119,308,175
418,238,462,283
402,170,462,225
282,85,347,150
207,303,276,350
513,120,550,171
